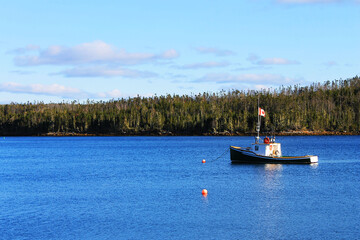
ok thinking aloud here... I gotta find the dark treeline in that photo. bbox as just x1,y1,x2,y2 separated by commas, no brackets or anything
0,76,359,136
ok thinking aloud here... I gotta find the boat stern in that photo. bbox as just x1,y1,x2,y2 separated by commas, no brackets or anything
308,155,318,163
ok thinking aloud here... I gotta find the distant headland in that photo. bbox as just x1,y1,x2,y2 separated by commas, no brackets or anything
39,130,357,137
1,76,359,136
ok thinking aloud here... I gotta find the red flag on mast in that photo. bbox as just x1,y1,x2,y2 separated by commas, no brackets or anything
258,108,265,117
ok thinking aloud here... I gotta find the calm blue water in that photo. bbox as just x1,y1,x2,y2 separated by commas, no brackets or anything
0,136,359,239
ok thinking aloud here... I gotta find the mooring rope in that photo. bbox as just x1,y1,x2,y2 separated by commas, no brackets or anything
207,147,230,163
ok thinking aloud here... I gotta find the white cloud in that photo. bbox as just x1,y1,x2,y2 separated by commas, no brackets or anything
247,53,260,62
11,70,35,75
254,84,273,90
0,82,88,98
58,66,158,78
97,89,123,98
13,41,179,66
8,44,40,54
257,58,300,65
0,82,132,100
195,73,295,85
276,0,359,3
197,73,303,92
179,61,230,69
161,49,179,59
235,66,271,71
195,47,236,56
324,61,338,67
277,0,339,3
247,54,300,65
96,90,158,99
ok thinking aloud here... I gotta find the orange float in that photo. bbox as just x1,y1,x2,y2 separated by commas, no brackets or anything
202,189,208,196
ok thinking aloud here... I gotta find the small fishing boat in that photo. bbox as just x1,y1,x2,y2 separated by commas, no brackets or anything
230,104,318,164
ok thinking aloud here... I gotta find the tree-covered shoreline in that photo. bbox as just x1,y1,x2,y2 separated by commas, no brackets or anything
1,76,359,136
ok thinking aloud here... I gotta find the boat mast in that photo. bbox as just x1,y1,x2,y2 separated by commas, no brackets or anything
256,94,260,144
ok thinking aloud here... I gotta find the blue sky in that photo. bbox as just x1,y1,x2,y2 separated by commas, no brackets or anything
1,0,359,103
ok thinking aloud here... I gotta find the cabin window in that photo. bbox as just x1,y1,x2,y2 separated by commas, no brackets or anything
255,146,259,151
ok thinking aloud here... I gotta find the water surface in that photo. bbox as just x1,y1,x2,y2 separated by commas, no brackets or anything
0,136,359,239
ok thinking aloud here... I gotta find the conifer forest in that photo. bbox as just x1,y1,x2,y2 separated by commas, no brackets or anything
0,76,359,136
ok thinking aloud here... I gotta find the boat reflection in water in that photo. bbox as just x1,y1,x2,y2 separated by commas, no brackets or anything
262,164,283,192
310,163,319,169
264,163,283,172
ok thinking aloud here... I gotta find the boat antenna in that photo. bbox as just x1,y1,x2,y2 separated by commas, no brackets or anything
271,126,276,143
256,93,260,144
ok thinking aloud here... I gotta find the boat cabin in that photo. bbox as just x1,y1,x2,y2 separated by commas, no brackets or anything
252,137,282,157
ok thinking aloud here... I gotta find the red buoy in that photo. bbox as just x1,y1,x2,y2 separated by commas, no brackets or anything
202,159,206,163
202,189,208,196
